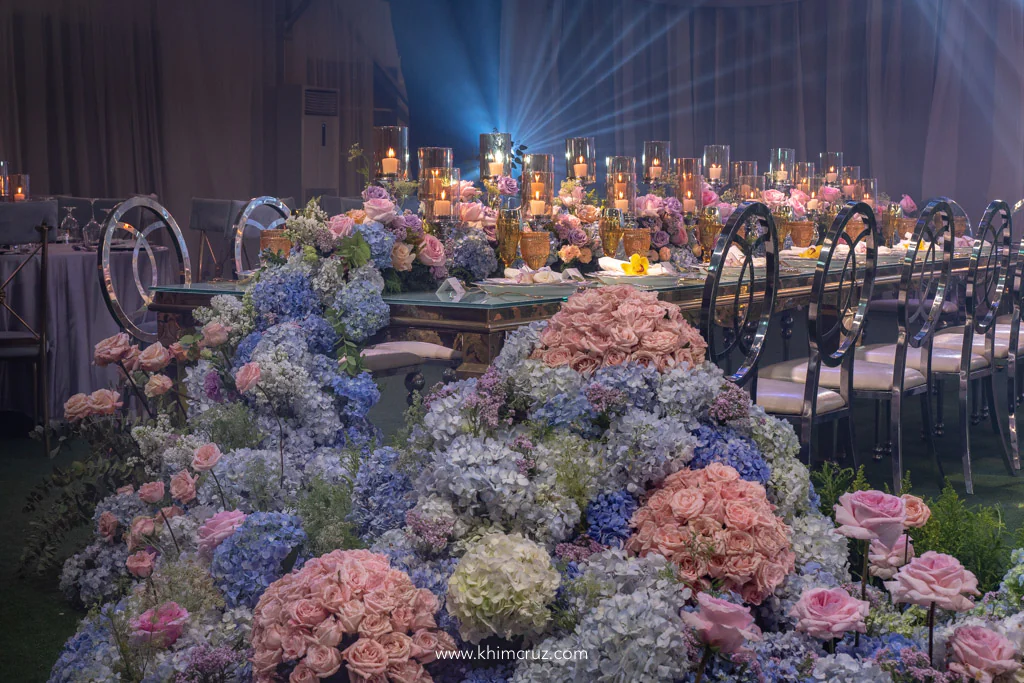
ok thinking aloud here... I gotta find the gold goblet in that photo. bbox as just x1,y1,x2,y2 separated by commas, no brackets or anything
622,228,651,257
881,203,901,247
697,205,722,263
599,208,624,257
496,206,523,268
519,231,551,269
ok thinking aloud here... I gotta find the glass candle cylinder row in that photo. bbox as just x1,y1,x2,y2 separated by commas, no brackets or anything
565,137,596,183
522,170,554,220
418,147,454,178
806,176,824,211
480,132,512,180
738,175,765,203
420,167,461,222
373,126,409,180
703,144,730,188
860,178,878,209
769,147,795,187
606,156,636,215
642,141,671,183
730,161,757,188
841,166,861,199
675,158,702,214
794,162,816,192
819,152,843,185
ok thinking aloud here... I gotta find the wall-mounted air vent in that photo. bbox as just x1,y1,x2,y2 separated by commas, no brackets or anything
304,89,339,117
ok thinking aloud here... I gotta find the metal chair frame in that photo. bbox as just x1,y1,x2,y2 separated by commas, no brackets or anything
232,196,291,278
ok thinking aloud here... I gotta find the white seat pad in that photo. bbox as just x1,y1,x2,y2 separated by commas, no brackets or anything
755,378,846,416
932,329,1008,359
858,343,990,372
761,358,926,391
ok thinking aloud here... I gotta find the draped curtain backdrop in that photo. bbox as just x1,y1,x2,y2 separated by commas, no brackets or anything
496,0,1024,219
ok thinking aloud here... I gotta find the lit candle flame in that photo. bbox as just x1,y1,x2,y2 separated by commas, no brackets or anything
686,190,692,199
493,151,502,163
387,147,395,159
440,190,446,200
535,190,541,200
534,173,540,182
578,155,585,164
652,158,660,167
618,191,624,200
617,173,623,182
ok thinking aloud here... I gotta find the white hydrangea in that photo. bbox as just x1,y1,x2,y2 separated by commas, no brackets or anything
422,382,474,445
508,360,583,404
193,294,254,346
599,408,696,494
789,511,850,580
812,653,892,682
656,362,726,427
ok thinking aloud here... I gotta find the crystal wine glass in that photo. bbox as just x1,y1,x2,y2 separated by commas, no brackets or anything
58,205,79,244
82,200,101,247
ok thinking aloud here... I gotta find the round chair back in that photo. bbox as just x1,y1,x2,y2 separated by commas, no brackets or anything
963,200,1013,347
900,199,956,353
699,200,779,391
99,196,192,343
233,196,291,277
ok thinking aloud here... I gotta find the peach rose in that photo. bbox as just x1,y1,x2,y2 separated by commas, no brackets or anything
305,643,343,678
348,209,367,224
288,664,318,683
900,494,931,528
751,523,789,557
948,625,1020,683
234,362,261,394
94,333,131,366
869,534,913,580
199,322,230,348
569,354,601,375
198,509,245,558
137,342,172,372
834,489,907,549
669,488,705,521
87,389,123,416
417,234,445,267
290,599,329,628
541,347,573,367
883,551,979,611
191,443,222,471
169,342,188,362
681,592,761,654
126,550,157,578
724,502,758,531
121,345,141,372
392,242,415,271
459,201,486,226
98,511,119,541
64,393,91,421
337,600,366,633
342,638,388,678
790,587,869,640
169,470,198,504
144,374,173,398
755,560,788,596
578,204,600,223
138,481,165,504
130,515,156,539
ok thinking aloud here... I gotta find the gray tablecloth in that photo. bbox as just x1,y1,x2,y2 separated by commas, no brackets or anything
0,244,174,417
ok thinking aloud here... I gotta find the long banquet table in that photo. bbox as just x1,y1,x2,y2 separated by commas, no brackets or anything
150,250,977,377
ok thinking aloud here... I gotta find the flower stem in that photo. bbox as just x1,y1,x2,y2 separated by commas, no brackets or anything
258,387,285,487
928,601,936,666
861,538,870,600
158,509,181,554
210,469,229,509
694,646,711,683
117,361,155,419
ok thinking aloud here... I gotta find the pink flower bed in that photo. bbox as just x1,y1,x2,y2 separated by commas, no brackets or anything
251,549,455,682
528,285,708,373
625,463,795,604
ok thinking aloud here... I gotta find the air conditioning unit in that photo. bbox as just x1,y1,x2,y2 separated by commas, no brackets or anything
272,85,340,203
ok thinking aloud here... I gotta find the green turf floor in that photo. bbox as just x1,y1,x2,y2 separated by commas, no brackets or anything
1,373,1021,680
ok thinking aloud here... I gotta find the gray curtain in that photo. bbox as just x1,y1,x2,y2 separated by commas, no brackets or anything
498,0,1024,220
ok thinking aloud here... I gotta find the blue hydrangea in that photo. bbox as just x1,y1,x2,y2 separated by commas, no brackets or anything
59,541,130,608
356,220,396,270
48,603,124,683
690,425,771,485
591,363,661,412
210,511,307,608
585,490,638,547
530,392,596,432
452,232,499,280
93,490,147,530
328,370,381,419
349,447,416,542
331,279,389,343
233,330,263,368
301,314,339,355
250,270,320,328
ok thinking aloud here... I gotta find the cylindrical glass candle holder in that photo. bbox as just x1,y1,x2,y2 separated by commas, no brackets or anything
675,158,702,214
794,162,816,192
819,152,843,186
841,167,861,199
521,153,554,179
521,171,554,221
860,178,878,210
418,147,454,178
606,156,636,215
730,161,757,187
769,147,796,187
703,145,730,189
0,160,8,201
642,141,671,184
373,126,409,180
480,132,512,180
420,167,460,223
565,137,596,184
738,175,765,203
11,173,29,202
806,176,824,211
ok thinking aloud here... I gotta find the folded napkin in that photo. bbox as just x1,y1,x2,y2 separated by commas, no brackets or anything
724,246,766,268
597,256,674,276
502,266,584,284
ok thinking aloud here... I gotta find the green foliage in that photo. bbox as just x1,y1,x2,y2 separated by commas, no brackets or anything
336,232,371,271
912,483,1012,592
21,418,143,575
810,462,870,517
193,402,263,452
549,572,606,633
384,262,443,294
296,456,364,556
552,437,597,512
142,559,224,616
348,143,372,186
240,459,279,513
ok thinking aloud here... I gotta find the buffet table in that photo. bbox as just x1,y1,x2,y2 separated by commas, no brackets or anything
150,251,975,377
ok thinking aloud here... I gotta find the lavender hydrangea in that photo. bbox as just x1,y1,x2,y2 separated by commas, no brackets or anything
591,363,660,413
249,269,320,328
331,278,389,343
174,645,250,683
349,447,416,542
355,220,396,270
59,541,130,608
453,232,499,280
210,511,307,608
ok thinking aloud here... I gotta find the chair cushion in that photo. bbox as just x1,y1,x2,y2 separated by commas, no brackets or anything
868,298,959,315
369,341,460,361
755,378,846,416
761,358,927,391
359,349,422,373
857,343,990,372
932,329,1009,359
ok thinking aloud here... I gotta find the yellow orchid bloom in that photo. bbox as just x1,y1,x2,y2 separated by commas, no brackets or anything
799,245,822,259
621,254,650,276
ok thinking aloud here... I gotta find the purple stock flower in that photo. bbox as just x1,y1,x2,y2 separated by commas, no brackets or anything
663,197,683,214
203,371,223,402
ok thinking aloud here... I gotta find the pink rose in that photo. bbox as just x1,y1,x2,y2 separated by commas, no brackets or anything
130,515,156,539
417,234,445,267
235,362,261,394
762,189,786,207
717,202,735,221
288,664,318,683
312,617,345,648
144,374,173,398
337,600,366,633
378,631,414,663
789,587,868,640
123,344,141,371
281,629,308,660
900,194,918,215
161,505,183,519
681,592,761,654
305,643,343,678
948,625,1020,683
87,389,123,416
126,550,157,578
453,179,481,202
606,323,639,351
130,602,189,648
98,511,119,541
290,599,329,628
116,485,134,495
883,551,979,611
751,523,788,557
821,186,842,203
790,188,809,203
703,463,741,483
541,347,573,367
569,354,601,375
93,333,131,366
755,561,788,597
137,342,172,372
459,201,486,227
358,612,394,639
669,488,705,521
169,470,198,504
702,189,719,207
198,510,246,558
392,242,415,271
363,197,398,224
199,322,229,348
787,196,807,218
834,490,907,549
724,502,758,531
410,629,443,663
387,659,429,683
639,329,681,355
64,393,92,421
191,443,222,471
342,638,389,678
328,214,355,239
900,494,931,528
869,534,913,580
559,185,585,207
138,481,165,504
636,194,664,217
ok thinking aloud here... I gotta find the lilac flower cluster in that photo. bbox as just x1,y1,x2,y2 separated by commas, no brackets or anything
690,424,771,485
331,278,389,343
555,537,604,563
203,370,224,403
249,269,320,329
872,638,961,683
210,511,307,608
464,366,510,431
585,490,638,547
174,645,249,683
707,381,752,423
349,447,416,542
405,510,455,552
584,382,628,415
355,220,396,270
